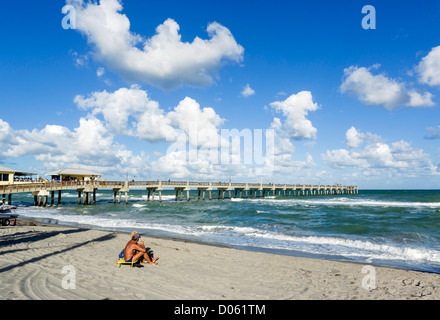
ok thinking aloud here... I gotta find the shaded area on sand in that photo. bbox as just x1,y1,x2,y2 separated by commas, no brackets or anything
0,227,115,274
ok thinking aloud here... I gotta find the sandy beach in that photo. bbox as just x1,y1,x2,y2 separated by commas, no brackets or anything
0,219,439,301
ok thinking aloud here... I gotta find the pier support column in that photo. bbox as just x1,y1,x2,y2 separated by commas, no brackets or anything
34,195,38,206
93,190,96,205
209,190,212,201
7,194,12,205
152,190,155,202
187,190,190,201
125,192,128,205
180,190,183,201
198,190,201,200
1,194,5,204
113,191,117,203
159,190,162,202
202,190,206,201
147,189,151,202
50,191,55,206
78,191,82,205
58,190,62,205
42,196,47,208
118,192,122,204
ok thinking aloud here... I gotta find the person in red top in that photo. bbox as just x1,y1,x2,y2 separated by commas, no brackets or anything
124,231,158,265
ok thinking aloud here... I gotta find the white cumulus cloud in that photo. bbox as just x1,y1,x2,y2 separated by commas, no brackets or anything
340,65,435,110
74,86,225,148
240,84,255,98
0,117,145,175
75,85,174,141
416,45,440,87
269,91,318,140
67,0,244,90
345,126,364,148
322,127,439,177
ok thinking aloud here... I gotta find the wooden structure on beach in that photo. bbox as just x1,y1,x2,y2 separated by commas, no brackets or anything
0,180,358,207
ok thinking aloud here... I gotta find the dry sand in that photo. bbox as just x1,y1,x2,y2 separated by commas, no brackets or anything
0,220,439,300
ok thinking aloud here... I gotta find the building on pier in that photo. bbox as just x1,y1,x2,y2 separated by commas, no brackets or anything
0,166,37,185
46,168,102,182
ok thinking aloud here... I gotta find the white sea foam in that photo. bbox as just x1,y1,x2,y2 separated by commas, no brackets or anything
20,208,191,235
245,232,440,263
250,197,440,208
196,225,259,234
176,223,440,264
132,203,147,208
129,195,177,201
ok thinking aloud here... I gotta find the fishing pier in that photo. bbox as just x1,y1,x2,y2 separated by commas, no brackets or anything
0,180,359,207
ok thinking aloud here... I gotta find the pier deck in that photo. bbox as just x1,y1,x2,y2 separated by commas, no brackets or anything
0,180,358,206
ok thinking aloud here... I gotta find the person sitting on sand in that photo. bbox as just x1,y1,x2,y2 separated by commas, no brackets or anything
124,231,158,265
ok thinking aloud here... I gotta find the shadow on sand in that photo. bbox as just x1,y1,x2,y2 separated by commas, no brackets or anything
0,228,115,273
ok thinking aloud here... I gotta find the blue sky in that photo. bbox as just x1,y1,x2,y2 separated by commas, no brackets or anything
1,0,440,188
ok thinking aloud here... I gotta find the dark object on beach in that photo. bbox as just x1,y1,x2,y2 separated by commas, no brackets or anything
0,204,17,213
0,204,18,226
0,215,17,226
145,247,154,259
1,217,10,226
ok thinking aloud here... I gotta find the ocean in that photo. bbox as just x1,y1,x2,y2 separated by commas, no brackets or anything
9,189,440,274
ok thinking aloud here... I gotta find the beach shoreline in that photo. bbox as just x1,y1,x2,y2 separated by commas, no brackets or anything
0,218,439,300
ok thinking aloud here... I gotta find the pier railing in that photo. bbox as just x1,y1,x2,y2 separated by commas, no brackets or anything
1,180,358,194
